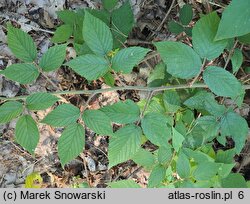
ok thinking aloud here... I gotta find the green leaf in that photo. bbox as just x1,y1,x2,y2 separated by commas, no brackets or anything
83,11,113,56
108,180,140,188
1,63,39,84
179,4,193,25
7,24,37,62
103,72,115,87
57,10,77,24
112,46,150,73
218,163,235,178
183,148,214,163
82,110,113,135
24,172,43,188
157,145,172,164
215,149,235,164
74,43,93,56
148,165,166,187
184,90,226,116
86,8,111,26
168,21,184,34
26,92,59,110
111,1,134,48
0,101,23,124
141,112,171,146
154,41,202,79
172,128,185,152
42,104,80,127
51,24,73,43
184,27,192,37
39,44,67,72
100,100,140,124
58,123,85,166
193,161,220,180
176,152,190,178
65,54,110,80
238,33,250,44
192,12,228,60
196,116,220,139
147,62,166,85
108,125,142,168
220,111,248,153
231,48,243,73
132,148,155,169
221,173,247,188
203,66,242,98
163,90,181,113
103,0,118,10
15,115,39,154
215,0,250,40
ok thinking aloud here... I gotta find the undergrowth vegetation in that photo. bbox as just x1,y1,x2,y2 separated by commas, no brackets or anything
1,0,250,188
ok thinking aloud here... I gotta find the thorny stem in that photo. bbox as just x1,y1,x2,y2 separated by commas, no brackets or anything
1,83,250,102
149,0,176,38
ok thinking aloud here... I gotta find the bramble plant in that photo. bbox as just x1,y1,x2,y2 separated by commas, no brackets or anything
0,0,250,188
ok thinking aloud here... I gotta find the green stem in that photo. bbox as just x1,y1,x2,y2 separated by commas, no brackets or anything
1,83,250,102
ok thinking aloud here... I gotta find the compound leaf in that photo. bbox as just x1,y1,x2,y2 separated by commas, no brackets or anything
83,11,113,56
231,48,243,73
221,173,247,188
100,100,140,124
220,111,248,153
168,21,184,34
39,44,67,72
108,125,142,168
141,112,171,146
132,148,155,169
51,24,73,43
112,46,150,73
0,101,23,124
154,41,202,79
1,63,39,84
215,0,250,40
42,104,80,127
193,161,220,180
82,109,113,135
192,12,228,60
103,0,118,10
58,123,85,166
7,24,37,62
203,66,242,98
172,128,185,152
179,4,193,25
65,54,110,80
176,152,191,178
111,1,134,48
26,92,59,111
15,115,39,154
148,165,166,187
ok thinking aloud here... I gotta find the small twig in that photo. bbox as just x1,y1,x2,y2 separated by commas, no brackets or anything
149,0,176,38
40,72,61,91
189,58,207,87
224,40,239,69
9,141,34,158
81,153,91,187
126,166,143,179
